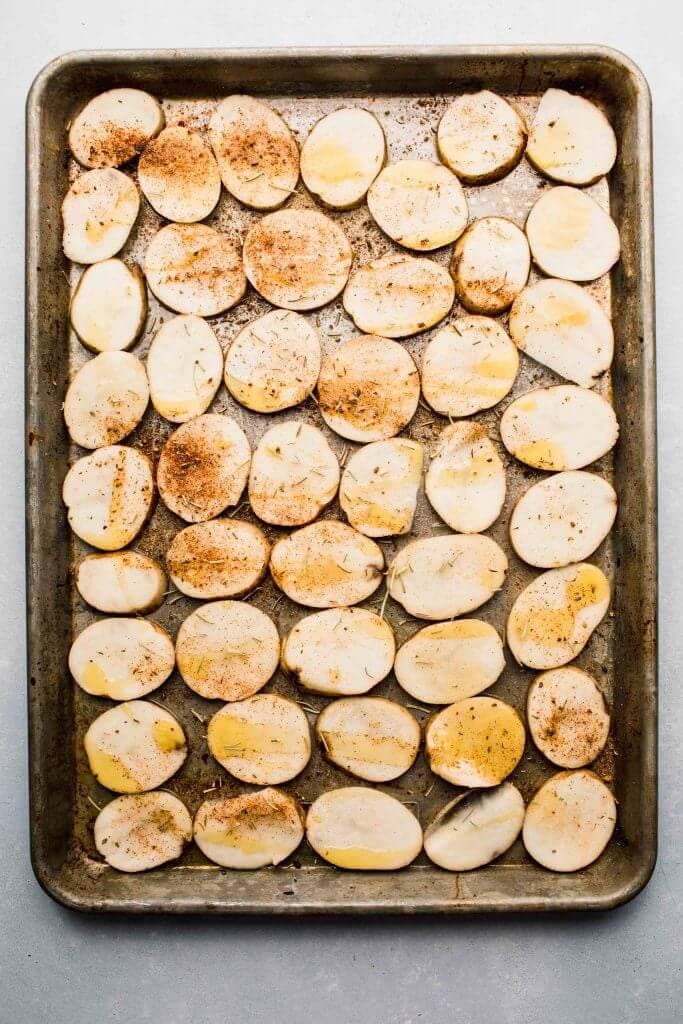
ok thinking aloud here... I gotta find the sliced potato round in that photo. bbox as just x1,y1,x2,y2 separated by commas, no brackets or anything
63,445,154,550
424,783,525,871
76,550,166,614
395,619,505,705
526,89,617,187
367,159,468,251
84,700,187,793
426,696,525,787
281,607,395,696
343,251,455,338
317,697,420,783
194,788,304,869
526,186,620,281
147,314,223,423
69,618,174,700
522,769,617,871
225,310,321,413
144,223,246,316
301,107,385,209
270,520,384,608
340,438,423,537
166,519,269,599
138,126,221,222
451,216,530,314
156,414,250,522
387,534,507,621
64,351,149,449
69,88,164,168
208,693,311,785
507,562,610,670
437,91,526,184
318,335,420,442
70,259,147,353
425,422,506,534
306,787,422,870
248,421,339,526
63,169,140,264
527,667,610,768
500,385,619,471
176,600,279,701
94,791,192,873
510,470,617,568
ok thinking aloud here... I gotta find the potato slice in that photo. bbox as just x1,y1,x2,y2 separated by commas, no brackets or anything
500,385,619,471
421,316,518,417
526,89,617,186
144,223,246,316
248,421,339,526
281,607,395,696
394,619,505,705
343,252,455,338
306,787,422,870
451,216,530,314
426,696,525,787
176,600,279,701
507,562,610,669
208,95,299,210
270,520,384,608
138,126,221,222
84,700,187,793
76,551,166,614
316,697,420,783
69,618,174,699
63,169,140,264
166,519,269,599
70,259,147,353
437,91,526,184
147,314,223,423
156,414,250,522
340,438,423,537
387,535,507,620
424,784,525,871
225,310,321,413
527,666,610,768
301,107,386,208
208,693,311,784
367,159,468,251
318,335,420,442
522,769,616,871
64,351,149,449
94,792,192,873
525,186,620,281
510,470,617,568
68,88,164,168
63,445,154,550
194,788,304,869
425,422,506,534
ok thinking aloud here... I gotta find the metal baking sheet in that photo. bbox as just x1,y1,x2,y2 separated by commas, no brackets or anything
25,46,656,913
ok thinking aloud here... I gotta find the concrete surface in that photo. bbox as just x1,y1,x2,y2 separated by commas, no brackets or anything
1,2,681,1022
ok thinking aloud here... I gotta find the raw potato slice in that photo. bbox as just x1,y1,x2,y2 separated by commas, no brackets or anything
525,186,620,281
507,562,610,670
316,697,420,783
194,788,304,869
147,315,223,423
68,88,164,168
421,317,518,417
208,95,299,210
176,600,279,701
248,421,339,527
425,422,506,534
69,618,174,700
62,169,140,264
94,792,192,873
208,694,311,784
144,223,246,316
367,159,468,251
242,209,352,311
509,279,614,387
306,788,422,870
318,335,420,442
500,385,619,471
84,700,187,793
387,534,507,621
63,445,154,550
426,696,525,787
510,471,617,568
270,520,384,608
522,769,616,871
166,519,269,599
70,259,147,353
156,414,250,523
437,91,527,184
340,438,423,537
424,784,525,871
526,89,617,186
394,619,505,705
528,667,610,768
76,551,166,614
225,310,321,413
281,607,395,696
451,217,530,314
138,126,221,222
344,252,455,338
64,351,149,449
301,108,386,209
